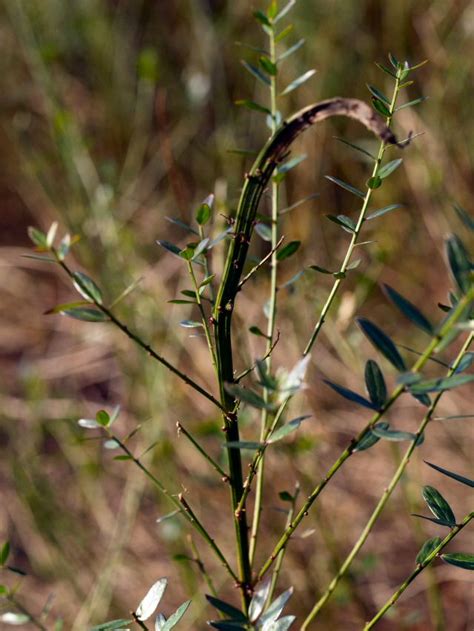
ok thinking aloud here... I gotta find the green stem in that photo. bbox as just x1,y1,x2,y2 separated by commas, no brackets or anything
256,286,474,581
363,512,474,630
177,421,229,480
55,255,225,412
304,66,402,356
186,260,218,373
188,535,219,599
109,433,238,583
250,16,280,569
300,333,473,628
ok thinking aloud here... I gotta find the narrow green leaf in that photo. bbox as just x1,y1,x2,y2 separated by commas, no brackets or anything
416,537,442,564
179,320,203,329
161,599,191,630
27,226,48,248
72,271,103,304
277,241,300,261
378,158,403,180
412,514,456,527
209,621,248,630
21,253,56,263
157,240,182,257
408,374,474,394
366,204,403,220
333,136,376,160
323,379,377,410
309,265,333,274
259,56,278,76
192,238,210,260
277,154,307,174
224,383,274,410
95,410,110,427
388,52,400,69
424,461,474,489
355,423,390,452
165,216,199,235
275,24,293,43
274,0,296,23
367,84,390,104
241,60,271,86
226,441,265,450
395,96,428,111
278,38,305,62
446,234,471,294
268,415,311,443
383,284,433,334
326,215,356,233
325,175,365,199
372,97,391,117
206,596,246,621
375,62,397,78
441,553,474,571
453,203,474,231
253,10,272,26
357,318,406,371
280,69,316,95
0,542,10,566
364,360,387,408
62,307,109,322
422,486,456,527
367,176,382,189
90,621,133,631
371,426,418,442
453,352,474,373
255,222,273,241
235,99,271,115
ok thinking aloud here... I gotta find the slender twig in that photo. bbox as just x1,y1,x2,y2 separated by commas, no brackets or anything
249,18,282,567
53,254,225,412
300,333,473,628
176,421,229,481
234,331,280,382
237,235,285,291
363,511,474,630
3,595,48,631
109,433,238,583
304,68,403,356
186,260,218,373
188,535,219,599
256,286,474,581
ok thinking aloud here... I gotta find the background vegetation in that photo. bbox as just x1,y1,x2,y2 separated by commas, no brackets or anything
0,1,472,629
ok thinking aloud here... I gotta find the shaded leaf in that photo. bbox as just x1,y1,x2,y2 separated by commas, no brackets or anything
378,158,403,180
280,69,316,95
334,136,375,160
0,542,10,566
453,203,474,231
354,422,390,452
408,374,474,394
224,383,274,410
260,56,278,76
165,216,199,235
277,241,300,261
157,240,182,257
90,621,133,631
196,195,214,225
241,60,271,86
205,596,246,621
383,284,433,334
235,99,271,115
326,214,356,233
416,537,442,565
323,380,377,410
357,318,406,371
395,96,428,111
446,234,471,294
424,461,474,489
372,97,391,117
325,175,365,199
453,352,474,373
364,360,387,408
277,154,307,174
366,204,403,220
268,416,311,443
441,553,474,571
367,84,390,104
422,486,456,527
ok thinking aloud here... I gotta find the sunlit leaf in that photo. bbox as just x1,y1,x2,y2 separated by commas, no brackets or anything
249,577,272,622
0,542,10,566
260,56,278,76
1,613,30,625
72,271,103,304
160,600,191,630
378,159,403,180
278,39,305,62
136,578,168,621
280,69,316,95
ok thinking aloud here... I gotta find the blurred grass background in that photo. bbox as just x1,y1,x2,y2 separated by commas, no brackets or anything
0,1,473,629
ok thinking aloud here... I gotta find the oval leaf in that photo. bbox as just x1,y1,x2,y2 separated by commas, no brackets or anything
416,537,442,565
72,271,103,304
62,307,109,322
136,578,168,621
441,553,474,571
357,318,406,372
422,486,456,527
